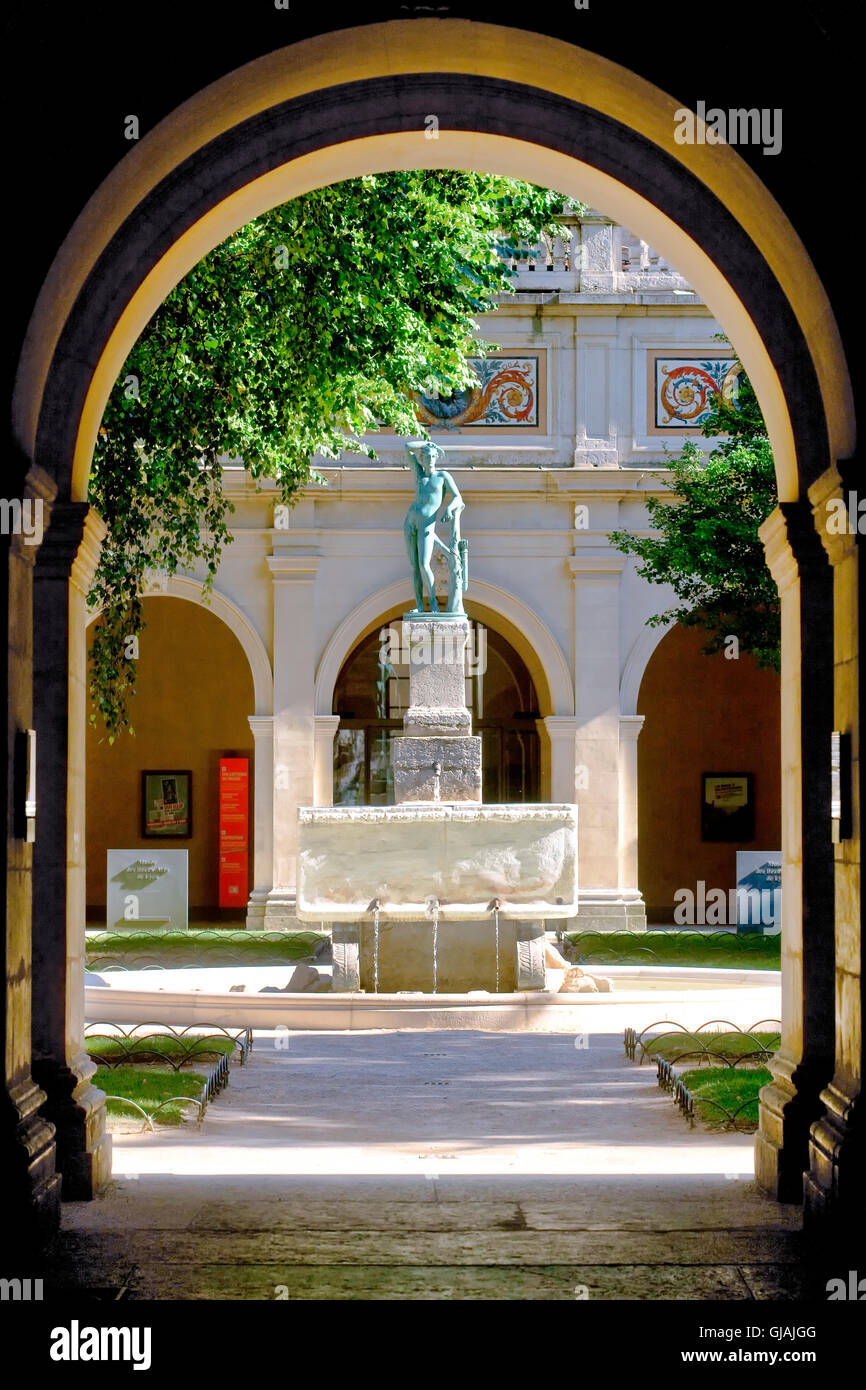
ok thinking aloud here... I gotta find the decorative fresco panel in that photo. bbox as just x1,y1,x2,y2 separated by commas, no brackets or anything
649,354,740,432
415,353,544,430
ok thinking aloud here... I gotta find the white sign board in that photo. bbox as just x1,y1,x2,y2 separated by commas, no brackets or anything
736,850,781,934
106,849,189,931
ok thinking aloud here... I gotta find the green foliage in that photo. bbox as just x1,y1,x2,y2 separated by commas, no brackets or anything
609,362,780,669
564,929,780,970
94,1065,209,1126
678,1066,772,1131
89,172,580,737
86,929,326,968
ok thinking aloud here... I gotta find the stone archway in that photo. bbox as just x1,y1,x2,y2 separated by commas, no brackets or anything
7,20,858,1248
314,577,574,721
86,575,273,717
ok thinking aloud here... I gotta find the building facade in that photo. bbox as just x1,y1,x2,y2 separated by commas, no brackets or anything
84,212,781,933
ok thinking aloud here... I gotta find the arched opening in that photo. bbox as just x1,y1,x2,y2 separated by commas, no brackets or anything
85,596,256,923
636,625,782,925
6,20,857,1252
332,610,540,806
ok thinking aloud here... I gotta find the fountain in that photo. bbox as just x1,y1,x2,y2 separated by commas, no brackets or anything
296,439,578,993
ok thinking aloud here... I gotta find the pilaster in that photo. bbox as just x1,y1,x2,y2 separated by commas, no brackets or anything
265,551,318,922
569,553,625,899
32,503,111,1199
313,714,340,806
754,501,835,1202
3,464,62,1247
246,714,274,927
803,463,862,1250
618,714,645,911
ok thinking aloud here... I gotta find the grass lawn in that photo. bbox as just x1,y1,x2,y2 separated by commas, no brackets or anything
87,1033,237,1067
93,1065,209,1126
678,1066,772,1131
86,928,326,969
566,929,780,970
642,1030,779,1064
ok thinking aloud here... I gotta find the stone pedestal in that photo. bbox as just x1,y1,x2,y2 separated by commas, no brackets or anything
391,616,481,804
329,917,546,993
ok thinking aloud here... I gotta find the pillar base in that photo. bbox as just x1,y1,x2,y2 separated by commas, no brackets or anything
755,1051,833,1203
564,893,647,933
803,1081,863,1257
245,890,268,930
3,1078,62,1252
32,1054,112,1200
263,891,308,933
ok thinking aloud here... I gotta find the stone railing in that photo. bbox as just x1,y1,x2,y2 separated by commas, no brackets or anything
502,214,696,296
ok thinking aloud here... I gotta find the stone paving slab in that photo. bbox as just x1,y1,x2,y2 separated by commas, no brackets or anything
52,1224,803,1267
44,1261,811,1302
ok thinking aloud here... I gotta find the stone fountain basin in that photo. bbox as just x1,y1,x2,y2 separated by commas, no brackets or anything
295,803,578,922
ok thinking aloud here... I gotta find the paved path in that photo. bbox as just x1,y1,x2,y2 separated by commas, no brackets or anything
45,1027,815,1300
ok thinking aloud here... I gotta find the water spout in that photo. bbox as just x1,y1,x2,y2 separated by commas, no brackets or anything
426,896,440,993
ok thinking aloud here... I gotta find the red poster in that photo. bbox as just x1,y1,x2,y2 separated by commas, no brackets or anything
219,757,249,907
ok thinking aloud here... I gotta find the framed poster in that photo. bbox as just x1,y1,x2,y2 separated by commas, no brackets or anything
701,772,754,842
141,770,192,838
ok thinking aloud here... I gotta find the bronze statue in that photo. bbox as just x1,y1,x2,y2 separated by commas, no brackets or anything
403,439,467,614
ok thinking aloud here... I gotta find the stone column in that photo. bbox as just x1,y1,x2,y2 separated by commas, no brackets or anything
2,464,62,1248
569,553,634,928
246,715,274,929
538,715,578,803
755,503,835,1202
265,553,318,926
804,465,862,1247
31,502,111,1199
618,714,647,929
313,714,340,806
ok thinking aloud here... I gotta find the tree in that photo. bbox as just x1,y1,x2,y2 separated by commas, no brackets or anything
89,171,580,737
608,362,780,670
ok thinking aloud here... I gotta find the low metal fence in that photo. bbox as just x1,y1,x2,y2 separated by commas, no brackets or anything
626,1018,780,1132
85,1021,254,1067
624,1018,781,1065
85,929,324,971
569,929,777,966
